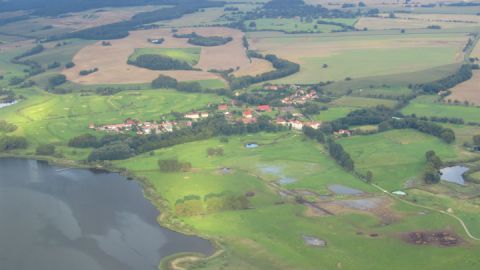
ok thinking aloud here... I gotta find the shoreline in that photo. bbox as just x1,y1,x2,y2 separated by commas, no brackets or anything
0,153,223,270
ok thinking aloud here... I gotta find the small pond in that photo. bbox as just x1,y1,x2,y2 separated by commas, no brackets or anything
328,184,364,195
245,143,258,149
440,166,469,186
0,100,17,109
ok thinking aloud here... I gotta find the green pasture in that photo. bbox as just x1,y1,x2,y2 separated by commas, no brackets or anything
339,129,459,190
402,95,480,123
128,47,201,65
311,106,354,122
0,87,226,148
273,46,461,84
114,133,480,270
330,96,398,108
244,18,349,33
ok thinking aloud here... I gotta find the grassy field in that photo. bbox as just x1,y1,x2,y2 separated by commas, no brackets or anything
244,18,349,33
312,106,354,121
402,95,480,123
339,129,459,190
273,46,461,84
351,86,414,98
128,47,201,65
0,87,226,148
112,133,480,270
330,96,398,108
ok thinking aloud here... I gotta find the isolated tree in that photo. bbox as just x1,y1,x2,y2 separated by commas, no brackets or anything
473,134,480,145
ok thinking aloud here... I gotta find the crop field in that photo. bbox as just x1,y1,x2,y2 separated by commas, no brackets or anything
63,27,272,85
330,96,398,108
128,47,201,65
0,6,161,38
351,86,414,98
113,133,480,270
402,96,480,124
447,71,480,106
355,13,480,30
339,129,459,190
249,31,467,84
243,18,351,33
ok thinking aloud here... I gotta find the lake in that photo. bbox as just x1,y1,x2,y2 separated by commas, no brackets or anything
0,158,214,270
440,165,469,186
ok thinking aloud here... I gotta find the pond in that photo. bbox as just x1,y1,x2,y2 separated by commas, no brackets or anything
0,100,17,109
245,143,258,148
0,158,214,270
440,165,469,186
328,184,364,195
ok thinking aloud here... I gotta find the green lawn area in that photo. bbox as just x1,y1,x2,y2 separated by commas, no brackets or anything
330,96,398,108
128,47,201,65
244,18,346,33
273,46,461,84
402,95,480,123
312,106,354,121
0,87,226,149
351,86,414,98
339,129,459,190
114,133,480,270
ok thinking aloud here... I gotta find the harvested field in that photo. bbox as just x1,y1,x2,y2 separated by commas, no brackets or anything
356,13,480,30
403,231,461,247
31,6,160,31
472,40,480,59
446,71,480,105
248,32,467,83
64,27,272,85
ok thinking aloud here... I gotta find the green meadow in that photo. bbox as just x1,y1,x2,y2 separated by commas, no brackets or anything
273,46,461,84
339,129,459,191
402,96,480,123
330,96,398,108
128,47,201,65
0,88,226,147
113,133,480,270
244,18,348,33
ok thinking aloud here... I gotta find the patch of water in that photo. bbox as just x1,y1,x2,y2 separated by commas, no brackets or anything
303,236,326,247
277,177,296,185
337,198,382,211
328,184,364,195
260,165,282,175
0,100,17,109
440,166,469,186
245,143,258,149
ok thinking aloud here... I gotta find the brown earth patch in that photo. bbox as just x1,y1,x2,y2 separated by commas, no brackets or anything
402,231,462,247
318,196,401,224
446,70,480,105
64,27,271,85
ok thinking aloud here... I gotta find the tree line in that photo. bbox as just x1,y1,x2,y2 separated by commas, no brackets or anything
421,64,474,94
59,1,224,40
229,53,300,89
379,118,455,143
129,54,194,70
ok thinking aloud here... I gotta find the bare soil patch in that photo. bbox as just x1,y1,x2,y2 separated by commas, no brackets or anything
64,27,271,85
402,231,461,247
446,70,480,105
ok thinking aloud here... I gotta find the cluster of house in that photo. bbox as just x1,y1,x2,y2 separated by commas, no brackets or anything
275,118,322,130
90,119,182,135
281,89,319,105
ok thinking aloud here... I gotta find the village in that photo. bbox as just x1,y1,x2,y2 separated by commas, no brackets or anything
89,83,356,136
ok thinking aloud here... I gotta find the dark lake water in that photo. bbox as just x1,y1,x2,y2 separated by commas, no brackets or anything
0,158,213,270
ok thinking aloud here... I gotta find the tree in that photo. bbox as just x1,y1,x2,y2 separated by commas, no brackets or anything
0,135,28,152
68,133,98,148
365,171,373,183
48,74,66,87
36,144,56,156
151,75,178,89
88,142,135,161
249,21,257,28
473,134,480,145
158,158,192,172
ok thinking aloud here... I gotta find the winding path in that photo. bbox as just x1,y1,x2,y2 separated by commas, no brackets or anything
372,183,480,241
